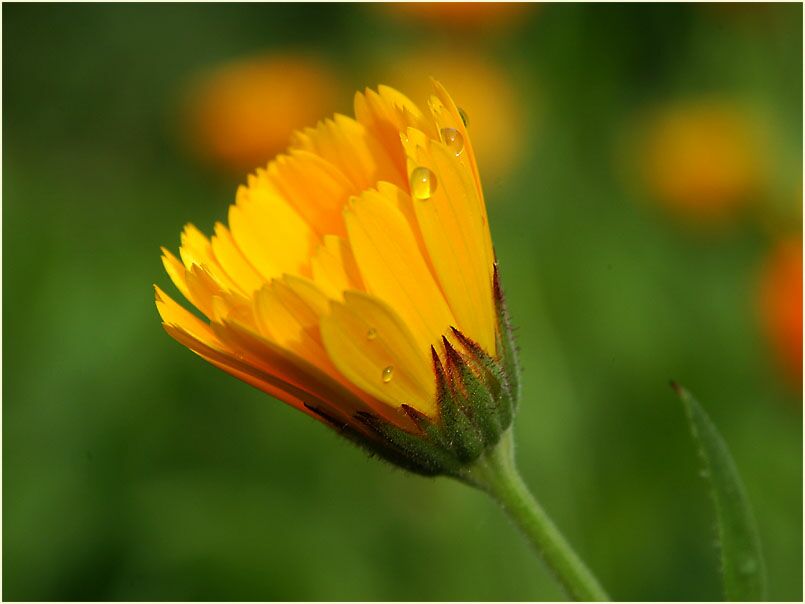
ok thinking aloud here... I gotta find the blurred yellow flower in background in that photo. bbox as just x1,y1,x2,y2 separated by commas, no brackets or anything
157,80,520,475
758,237,802,389
638,100,767,225
183,54,342,172
382,48,528,184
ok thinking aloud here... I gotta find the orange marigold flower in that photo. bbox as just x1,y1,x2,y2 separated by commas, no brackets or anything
156,81,520,475
183,54,342,173
758,238,802,389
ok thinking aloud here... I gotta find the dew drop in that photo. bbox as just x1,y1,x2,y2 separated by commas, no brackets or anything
381,365,394,383
366,328,377,340
440,127,464,156
458,106,470,127
410,166,437,200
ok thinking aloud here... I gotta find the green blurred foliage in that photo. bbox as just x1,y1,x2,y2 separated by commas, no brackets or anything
3,3,801,601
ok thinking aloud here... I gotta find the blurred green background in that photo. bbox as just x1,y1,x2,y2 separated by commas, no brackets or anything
4,3,802,601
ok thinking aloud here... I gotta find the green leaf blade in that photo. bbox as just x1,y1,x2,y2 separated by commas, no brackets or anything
672,382,767,601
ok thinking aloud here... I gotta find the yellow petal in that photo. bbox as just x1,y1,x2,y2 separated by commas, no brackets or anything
161,247,193,304
355,86,436,183
178,223,215,269
155,285,221,349
183,264,221,319
158,282,387,430
178,224,239,291
228,181,317,281
250,278,408,426
345,185,455,352
180,262,255,326
310,235,364,300
267,150,355,237
429,78,486,210
254,279,327,367
403,135,496,354
214,317,403,424
375,180,433,274
161,249,250,325
210,222,265,295
291,114,402,191
427,88,495,278
320,291,436,416
282,274,331,317
209,291,256,329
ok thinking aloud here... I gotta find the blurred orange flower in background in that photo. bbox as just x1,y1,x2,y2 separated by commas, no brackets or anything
384,2,536,31
638,100,767,225
383,48,528,184
758,237,802,389
183,54,342,173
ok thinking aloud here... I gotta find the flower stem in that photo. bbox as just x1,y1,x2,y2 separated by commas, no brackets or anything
458,430,609,601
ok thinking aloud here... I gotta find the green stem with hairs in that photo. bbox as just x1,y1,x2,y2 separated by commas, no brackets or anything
458,430,609,601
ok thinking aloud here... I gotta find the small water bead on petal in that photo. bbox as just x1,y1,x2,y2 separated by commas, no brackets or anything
381,365,394,383
440,127,464,156
366,328,377,340
410,166,438,200
458,107,470,127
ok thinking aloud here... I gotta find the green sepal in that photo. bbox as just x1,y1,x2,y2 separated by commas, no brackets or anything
304,404,437,476
401,403,452,453
436,341,485,462
493,263,521,408
493,331,515,429
355,411,459,476
450,326,515,432
444,332,502,445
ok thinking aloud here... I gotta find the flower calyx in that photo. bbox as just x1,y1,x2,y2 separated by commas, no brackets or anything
354,265,521,477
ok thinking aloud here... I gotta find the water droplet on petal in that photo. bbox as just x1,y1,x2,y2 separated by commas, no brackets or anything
458,107,470,127
366,328,377,340
440,127,464,156
410,166,437,200
381,365,394,383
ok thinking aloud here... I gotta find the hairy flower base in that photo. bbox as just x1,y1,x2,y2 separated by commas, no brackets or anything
309,265,521,476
